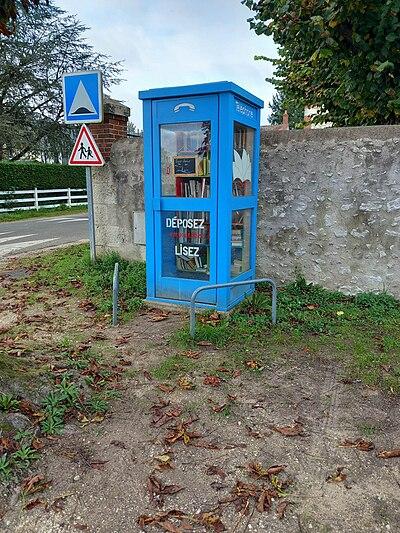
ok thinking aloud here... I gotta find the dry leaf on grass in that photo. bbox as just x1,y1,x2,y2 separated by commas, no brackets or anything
339,438,374,451
272,422,305,437
148,309,170,322
158,384,176,393
203,375,221,387
245,360,260,369
181,350,201,359
377,449,400,459
177,377,194,390
197,340,213,347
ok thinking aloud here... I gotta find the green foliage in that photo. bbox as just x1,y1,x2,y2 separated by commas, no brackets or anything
11,446,39,469
0,454,12,482
0,162,85,191
177,278,400,393
0,393,20,412
25,244,146,316
244,0,400,126
40,377,80,435
0,2,122,161
269,91,305,129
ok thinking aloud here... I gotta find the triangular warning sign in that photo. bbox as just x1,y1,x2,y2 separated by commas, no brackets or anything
69,81,96,115
69,125,105,166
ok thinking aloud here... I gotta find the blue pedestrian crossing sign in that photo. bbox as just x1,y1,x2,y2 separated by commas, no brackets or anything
62,70,103,124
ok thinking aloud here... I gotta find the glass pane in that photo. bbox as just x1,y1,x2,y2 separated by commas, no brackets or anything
232,122,254,196
161,122,211,197
161,211,210,280
231,209,251,277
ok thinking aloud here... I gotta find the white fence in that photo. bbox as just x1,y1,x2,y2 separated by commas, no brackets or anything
0,188,87,212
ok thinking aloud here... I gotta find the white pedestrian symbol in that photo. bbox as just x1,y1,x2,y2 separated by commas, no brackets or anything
69,81,96,115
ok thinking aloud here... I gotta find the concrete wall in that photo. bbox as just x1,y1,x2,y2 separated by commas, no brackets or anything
92,125,400,298
93,137,145,260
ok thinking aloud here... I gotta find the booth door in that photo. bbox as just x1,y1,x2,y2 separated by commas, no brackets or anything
152,95,218,304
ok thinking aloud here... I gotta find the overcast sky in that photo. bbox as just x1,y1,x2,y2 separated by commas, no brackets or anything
57,0,277,128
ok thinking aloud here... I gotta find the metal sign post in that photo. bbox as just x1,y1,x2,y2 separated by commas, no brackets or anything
85,167,96,262
63,70,104,264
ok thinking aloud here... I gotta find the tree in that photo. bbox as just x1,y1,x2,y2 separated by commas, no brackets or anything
243,0,400,126
0,2,122,161
0,0,47,36
269,91,304,129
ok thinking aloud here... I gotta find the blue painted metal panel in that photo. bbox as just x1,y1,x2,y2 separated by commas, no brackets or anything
139,82,263,311
62,70,103,124
139,81,264,109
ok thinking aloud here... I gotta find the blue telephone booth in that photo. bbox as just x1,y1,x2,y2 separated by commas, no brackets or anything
139,82,263,311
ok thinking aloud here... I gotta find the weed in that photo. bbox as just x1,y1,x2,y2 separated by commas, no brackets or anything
11,446,39,469
0,454,12,482
150,355,197,381
14,430,34,444
0,393,20,412
86,396,109,414
358,423,377,438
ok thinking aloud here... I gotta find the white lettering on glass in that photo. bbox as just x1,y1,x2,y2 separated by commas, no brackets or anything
174,244,200,257
165,217,204,229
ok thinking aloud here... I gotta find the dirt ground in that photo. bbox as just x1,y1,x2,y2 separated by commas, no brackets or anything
0,261,400,532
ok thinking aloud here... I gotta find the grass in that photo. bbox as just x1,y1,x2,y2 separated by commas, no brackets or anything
20,243,146,317
0,205,87,223
173,278,400,394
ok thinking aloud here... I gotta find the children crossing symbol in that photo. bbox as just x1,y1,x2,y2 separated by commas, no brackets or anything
69,125,104,166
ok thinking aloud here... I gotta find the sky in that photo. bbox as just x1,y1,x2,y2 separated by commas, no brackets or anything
57,0,277,128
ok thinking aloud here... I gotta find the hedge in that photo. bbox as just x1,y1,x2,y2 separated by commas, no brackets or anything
0,162,86,191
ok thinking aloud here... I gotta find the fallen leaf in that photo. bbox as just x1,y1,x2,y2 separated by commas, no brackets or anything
24,498,46,510
206,465,226,480
181,350,201,359
306,304,319,310
73,524,89,531
245,360,260,369
326,467,347,483
276,500,288,519
247,462,286,479
157,384,175,393
339,438,374,451
246,426,261,438
110,440,127,449
199,512,226,532
143,370,153,381
272,422,305,437
377,449,400,459
197,341,213,347
177,377,194,390
203,375,221,387
147,475,184,507
21,474,51,495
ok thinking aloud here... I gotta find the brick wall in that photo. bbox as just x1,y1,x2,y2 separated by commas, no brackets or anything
90,97,130,161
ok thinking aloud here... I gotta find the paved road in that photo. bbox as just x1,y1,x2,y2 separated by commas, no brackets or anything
0,213,88,259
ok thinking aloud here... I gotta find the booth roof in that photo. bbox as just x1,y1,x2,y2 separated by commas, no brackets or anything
138,81,264,109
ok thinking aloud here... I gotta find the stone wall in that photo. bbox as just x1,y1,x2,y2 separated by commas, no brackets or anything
259,126,400,297
92,125,400,298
